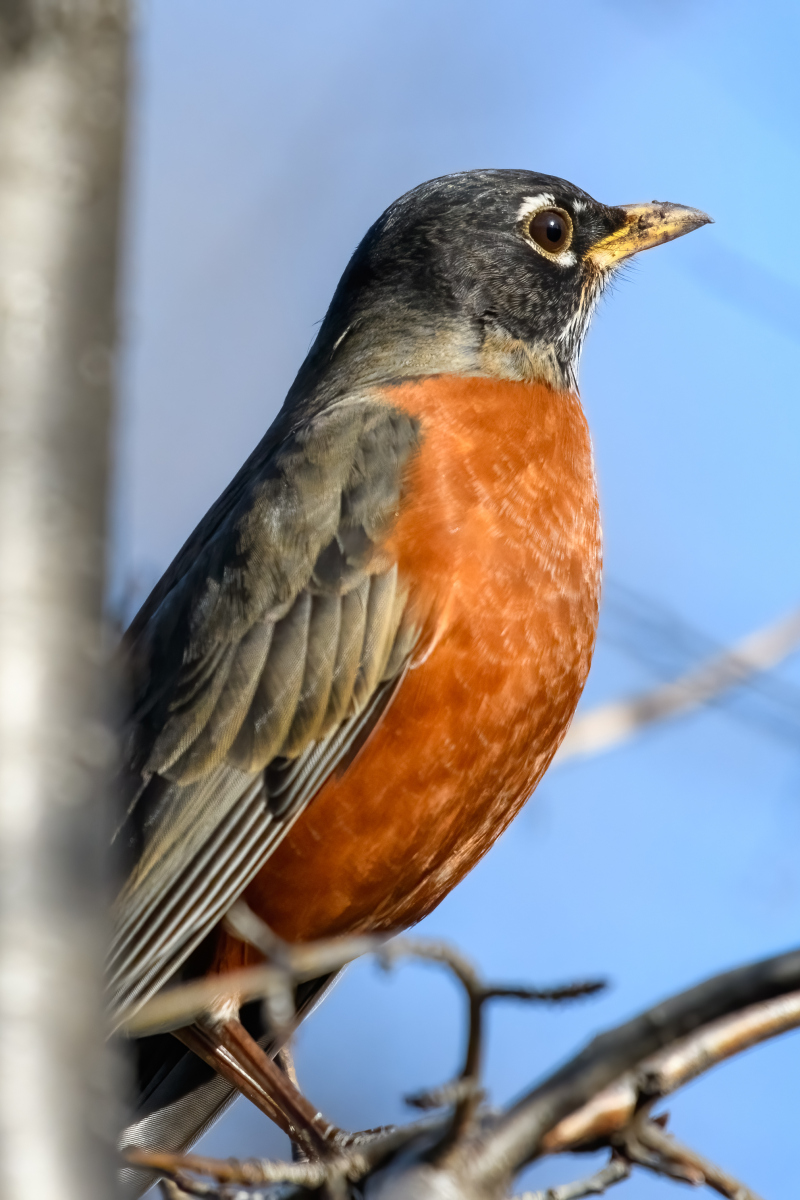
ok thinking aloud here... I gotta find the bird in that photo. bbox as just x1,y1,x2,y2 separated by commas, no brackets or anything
112,169,710,1184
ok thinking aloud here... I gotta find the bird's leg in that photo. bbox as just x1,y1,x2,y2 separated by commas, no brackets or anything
174,1017,344,1160
275,1044,308,1163
275,1042,300,1088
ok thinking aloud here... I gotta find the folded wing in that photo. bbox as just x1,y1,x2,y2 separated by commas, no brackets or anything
109,400,422,1023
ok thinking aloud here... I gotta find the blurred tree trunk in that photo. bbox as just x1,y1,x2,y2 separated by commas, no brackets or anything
0,2,128,1196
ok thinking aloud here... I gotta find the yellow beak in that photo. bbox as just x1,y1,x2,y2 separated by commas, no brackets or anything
586,201,713,269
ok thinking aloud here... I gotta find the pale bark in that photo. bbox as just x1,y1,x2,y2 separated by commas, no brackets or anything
0,2,128,1196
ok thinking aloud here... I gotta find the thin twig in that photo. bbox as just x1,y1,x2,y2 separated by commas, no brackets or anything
125,1117,441,1187
118,964,293,1038
159,1180,197,1200
117,913,385,1036
620,1116,762,1200
405,1078,483,1111
128,1147,344,1188
516,1154,631,1199
378,937,603,1147
225,901,388,981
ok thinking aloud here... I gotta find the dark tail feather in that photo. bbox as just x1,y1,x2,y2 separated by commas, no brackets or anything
118,975,337,1198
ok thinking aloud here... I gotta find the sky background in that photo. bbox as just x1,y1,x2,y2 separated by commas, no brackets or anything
116,2,800,1194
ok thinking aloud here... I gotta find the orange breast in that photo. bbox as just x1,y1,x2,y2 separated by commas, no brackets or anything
218,375,601,961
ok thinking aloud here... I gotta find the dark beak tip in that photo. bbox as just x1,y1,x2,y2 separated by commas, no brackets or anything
668,205,714,237
668,203,714,230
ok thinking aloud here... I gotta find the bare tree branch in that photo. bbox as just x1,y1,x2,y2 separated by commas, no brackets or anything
126,944,800,1200
0,2,128,1197
555,604,800,763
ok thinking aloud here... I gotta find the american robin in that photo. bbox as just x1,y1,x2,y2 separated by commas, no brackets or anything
113,170,710,1174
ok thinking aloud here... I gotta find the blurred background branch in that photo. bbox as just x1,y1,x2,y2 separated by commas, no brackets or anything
556,599,800,764
0,1,128,1196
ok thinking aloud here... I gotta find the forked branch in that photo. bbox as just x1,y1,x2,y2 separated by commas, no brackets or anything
477,944,800,1182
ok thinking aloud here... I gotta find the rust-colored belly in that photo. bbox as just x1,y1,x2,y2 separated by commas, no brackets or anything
218,375,601,958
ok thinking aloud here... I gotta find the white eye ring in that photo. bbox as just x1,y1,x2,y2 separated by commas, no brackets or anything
517,196,576,266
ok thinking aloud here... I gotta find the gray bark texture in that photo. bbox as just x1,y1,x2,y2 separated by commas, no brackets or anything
0,2,128,1196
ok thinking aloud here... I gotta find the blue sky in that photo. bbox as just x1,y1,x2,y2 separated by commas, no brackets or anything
118,2,800,1194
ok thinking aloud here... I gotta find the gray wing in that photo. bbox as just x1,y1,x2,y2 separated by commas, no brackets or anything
109,401,422,1023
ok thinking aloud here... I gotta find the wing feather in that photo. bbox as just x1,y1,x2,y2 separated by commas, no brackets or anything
281,593,341,756
110,771,264,974
352,566,400,711
160,622,274,783
317,578,371,735
145,643,239,776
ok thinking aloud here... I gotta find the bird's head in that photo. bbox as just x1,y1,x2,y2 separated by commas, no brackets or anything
294,169,711,404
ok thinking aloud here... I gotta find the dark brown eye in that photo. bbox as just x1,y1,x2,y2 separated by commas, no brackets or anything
528,208,572,254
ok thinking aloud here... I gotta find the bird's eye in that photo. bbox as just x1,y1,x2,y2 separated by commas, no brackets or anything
528,208,573,255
